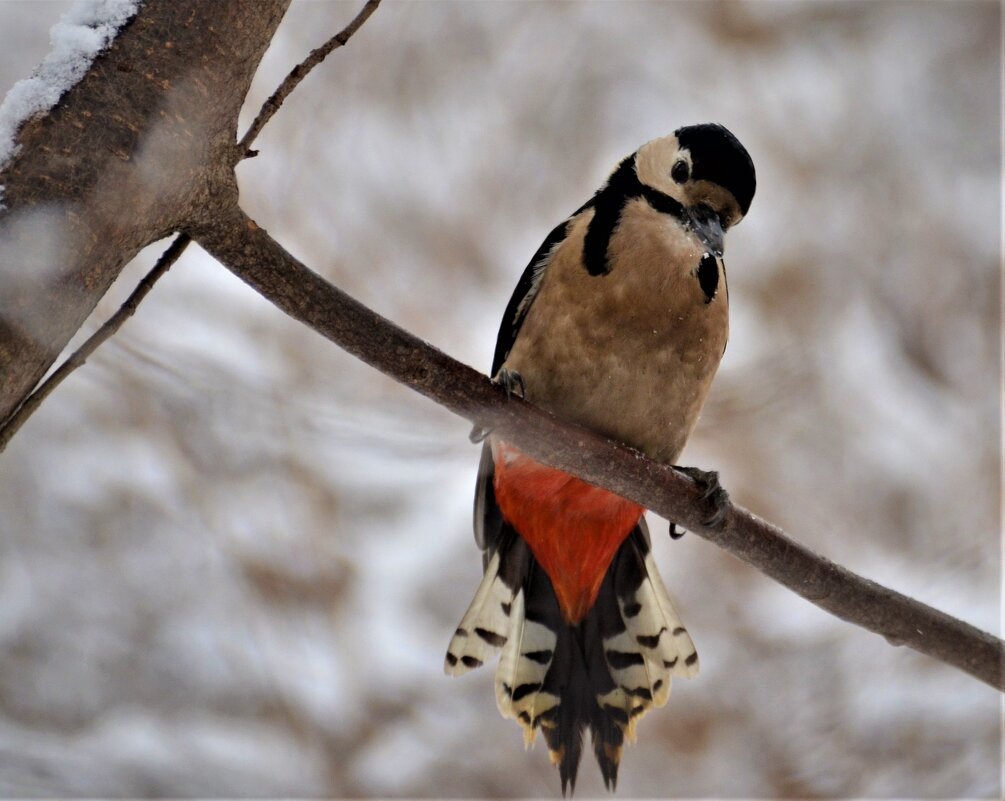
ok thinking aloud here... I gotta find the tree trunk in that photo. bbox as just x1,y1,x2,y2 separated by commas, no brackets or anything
0,0,289,421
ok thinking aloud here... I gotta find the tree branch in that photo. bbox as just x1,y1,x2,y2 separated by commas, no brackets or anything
192,201,1004,693
238,0,382,156
0,234,190,449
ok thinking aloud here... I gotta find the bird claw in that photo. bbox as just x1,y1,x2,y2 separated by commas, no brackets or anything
668,522,685,540
673,466,730,529
470,370,527,444
469,424,490,444
497,368,526,400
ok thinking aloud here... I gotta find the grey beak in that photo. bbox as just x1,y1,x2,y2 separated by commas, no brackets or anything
688,204,725,257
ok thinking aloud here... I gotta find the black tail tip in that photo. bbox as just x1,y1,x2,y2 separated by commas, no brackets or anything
599,763,619,792
558,745,581,797
555,740,620,795
596,740,621,792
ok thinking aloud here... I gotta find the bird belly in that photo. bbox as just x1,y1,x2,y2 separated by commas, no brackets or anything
491,440,644,624
503,203,728,462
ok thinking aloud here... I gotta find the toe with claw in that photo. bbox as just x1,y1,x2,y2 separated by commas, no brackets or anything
469,424,490,444
673,465,730,529
497,368,526,400
470,369,528,444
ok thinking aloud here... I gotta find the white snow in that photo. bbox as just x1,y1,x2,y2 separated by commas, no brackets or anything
0,0,140,179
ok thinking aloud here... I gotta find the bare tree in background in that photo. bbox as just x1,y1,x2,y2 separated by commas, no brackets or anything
0,0,1000,795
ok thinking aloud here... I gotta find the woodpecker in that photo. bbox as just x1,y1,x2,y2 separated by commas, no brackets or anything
445,124,755,793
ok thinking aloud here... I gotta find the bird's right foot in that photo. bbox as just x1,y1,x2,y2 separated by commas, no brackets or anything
672,465,731,529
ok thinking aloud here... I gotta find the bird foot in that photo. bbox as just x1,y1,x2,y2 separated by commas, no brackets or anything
469,369,527,443
673,466,730,529
497,368,526,400
469,425,490,444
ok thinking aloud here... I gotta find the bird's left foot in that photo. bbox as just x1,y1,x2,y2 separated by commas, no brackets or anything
497,368,526,399
469,369,527,443
673,466,730,529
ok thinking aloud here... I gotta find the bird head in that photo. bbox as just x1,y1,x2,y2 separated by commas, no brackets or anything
634,124,756,255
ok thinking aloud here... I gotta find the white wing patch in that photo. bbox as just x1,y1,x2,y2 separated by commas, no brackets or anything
494,589,559,747
445,552,516,675
598,550,698,742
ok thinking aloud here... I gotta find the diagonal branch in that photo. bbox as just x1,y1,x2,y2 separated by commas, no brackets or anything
191,201,1005,694
0,235,190,450
237,0,382,156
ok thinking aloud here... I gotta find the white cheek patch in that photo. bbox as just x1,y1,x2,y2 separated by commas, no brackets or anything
634,136,689,201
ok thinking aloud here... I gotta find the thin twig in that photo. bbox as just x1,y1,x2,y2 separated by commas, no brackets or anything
0,0,383,453
194,203,1005,693
0,234,191,450
237,0,382,156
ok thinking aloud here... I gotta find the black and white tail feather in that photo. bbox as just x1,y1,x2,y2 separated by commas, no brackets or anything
445,448,698,794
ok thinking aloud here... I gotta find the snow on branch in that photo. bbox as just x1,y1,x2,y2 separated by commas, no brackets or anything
0,0,140,176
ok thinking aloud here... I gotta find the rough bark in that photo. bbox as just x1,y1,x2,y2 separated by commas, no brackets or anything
0,0,289,421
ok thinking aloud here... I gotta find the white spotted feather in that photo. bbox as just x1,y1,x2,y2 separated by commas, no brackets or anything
598,533,698,741
444,552,515,675
495,589,559,747
642,551,699,678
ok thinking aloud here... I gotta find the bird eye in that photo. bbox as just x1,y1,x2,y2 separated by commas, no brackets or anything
671,160,690,184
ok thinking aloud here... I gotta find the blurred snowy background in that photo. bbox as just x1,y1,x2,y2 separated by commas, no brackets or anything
0,0,1000,796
